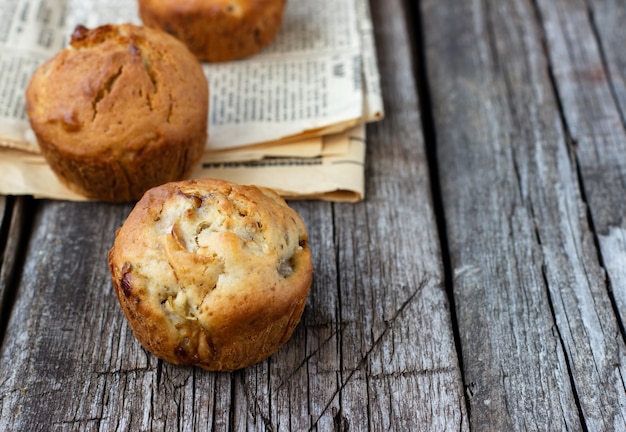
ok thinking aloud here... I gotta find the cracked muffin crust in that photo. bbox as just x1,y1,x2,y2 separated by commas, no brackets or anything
108,178,313,371
138,0,287,62
25,24,208,202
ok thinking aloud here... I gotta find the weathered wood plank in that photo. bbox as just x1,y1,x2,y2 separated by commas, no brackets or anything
0,197,29,342
0,196,10,336
537,0,626,332
532,1,626,427
0,196,9,325
422,0,626,429
319,0,468,427
0,0,467,430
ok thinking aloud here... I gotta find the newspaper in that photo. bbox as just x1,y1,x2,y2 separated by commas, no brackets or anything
0,0,383,201
0,124,367,202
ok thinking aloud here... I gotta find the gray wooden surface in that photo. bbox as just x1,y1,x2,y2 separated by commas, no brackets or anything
1,0,625,430
422,0,626,430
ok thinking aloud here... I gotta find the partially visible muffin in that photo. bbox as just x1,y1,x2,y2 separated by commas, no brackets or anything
138,0,287,62
108,178,313,371
25,24,209,202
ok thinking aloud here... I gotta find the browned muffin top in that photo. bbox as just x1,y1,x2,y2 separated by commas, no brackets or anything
25,24,209,202
27,23,208,157
108,178,313,371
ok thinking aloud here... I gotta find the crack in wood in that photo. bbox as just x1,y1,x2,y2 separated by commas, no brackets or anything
274,327,342,390
309,280,426,429
93,367,155,377
0,198,33,349
367,366,458,381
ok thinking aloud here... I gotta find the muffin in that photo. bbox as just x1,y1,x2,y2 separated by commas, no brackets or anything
25,24,209,202
138,0,287,62
108,178,313,371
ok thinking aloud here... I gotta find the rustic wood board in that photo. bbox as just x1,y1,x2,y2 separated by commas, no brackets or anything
0,196,10,333
537,0,626,331
421,0,626,429
0,196,8,323
534,0,626,428
0,0,468,429
0,197,28,341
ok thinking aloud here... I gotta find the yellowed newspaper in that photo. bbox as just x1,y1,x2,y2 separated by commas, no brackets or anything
0,0,382,201
0,125,366,202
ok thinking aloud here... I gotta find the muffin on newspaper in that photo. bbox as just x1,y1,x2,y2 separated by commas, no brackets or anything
25,24,209,202
138,0,287,62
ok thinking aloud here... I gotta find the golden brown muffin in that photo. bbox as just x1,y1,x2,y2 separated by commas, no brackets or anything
25,24,209,202
108,178,313,371
138,0,287,62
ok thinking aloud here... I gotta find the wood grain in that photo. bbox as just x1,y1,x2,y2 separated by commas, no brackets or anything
533,1,626,426
0,196,10,337
0,0,468,429
0,196,8,327
0,197,29,342
537,0,626,331
421,0,626,429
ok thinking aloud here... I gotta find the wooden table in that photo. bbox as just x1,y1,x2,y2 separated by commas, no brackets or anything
2,0,625,430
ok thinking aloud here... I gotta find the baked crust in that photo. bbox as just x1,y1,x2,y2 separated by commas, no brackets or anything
138,0,287,62
25,24,209,202
108,179,313,371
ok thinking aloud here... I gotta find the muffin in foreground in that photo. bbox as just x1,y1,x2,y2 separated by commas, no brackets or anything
25,24,209,202
108,179,313,371
138,0,287,62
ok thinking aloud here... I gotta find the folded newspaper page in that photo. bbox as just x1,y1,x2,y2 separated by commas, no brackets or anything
0,0,382,201
0,125,366,202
